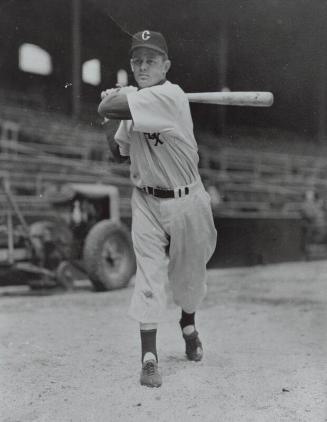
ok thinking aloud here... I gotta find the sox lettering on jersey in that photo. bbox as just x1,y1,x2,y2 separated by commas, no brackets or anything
144,132,163,146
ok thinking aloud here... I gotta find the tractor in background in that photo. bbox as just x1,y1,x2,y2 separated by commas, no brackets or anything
0,176,136,291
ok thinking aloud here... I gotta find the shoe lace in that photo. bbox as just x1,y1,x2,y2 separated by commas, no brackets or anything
143,360,156,375
185,334,202,354
186,335,199,348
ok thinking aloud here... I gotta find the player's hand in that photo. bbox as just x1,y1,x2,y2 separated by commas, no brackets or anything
100,88,120,100
107,137,129,164
118,85,138,95
101,85,137,99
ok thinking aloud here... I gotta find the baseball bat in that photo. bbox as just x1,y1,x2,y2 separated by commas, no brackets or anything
186,91,274,107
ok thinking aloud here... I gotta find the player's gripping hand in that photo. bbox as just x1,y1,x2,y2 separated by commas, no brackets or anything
100,88,119,100
117,85,138,94
100,85,137,100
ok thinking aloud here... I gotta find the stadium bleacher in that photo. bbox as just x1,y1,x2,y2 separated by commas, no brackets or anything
1,104,326,219
2,96,327,262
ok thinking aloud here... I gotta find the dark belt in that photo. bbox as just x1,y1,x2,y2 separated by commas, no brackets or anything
139,186,190,198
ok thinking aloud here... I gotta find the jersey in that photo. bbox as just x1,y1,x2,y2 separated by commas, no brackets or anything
114,81,200,189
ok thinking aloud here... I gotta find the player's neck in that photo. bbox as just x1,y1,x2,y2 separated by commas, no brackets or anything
138,78,167,90
157,78,167,85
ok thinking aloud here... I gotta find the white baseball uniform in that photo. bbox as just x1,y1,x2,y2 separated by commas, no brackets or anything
115,81,217,323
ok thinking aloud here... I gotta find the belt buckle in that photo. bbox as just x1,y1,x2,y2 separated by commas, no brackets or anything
175,188,183,198
175,186,190,198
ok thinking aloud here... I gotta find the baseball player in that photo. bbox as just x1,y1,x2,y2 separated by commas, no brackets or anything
98,30,217,388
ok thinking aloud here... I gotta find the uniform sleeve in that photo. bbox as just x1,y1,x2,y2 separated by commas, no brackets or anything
114,120,131,156
127,85,179,133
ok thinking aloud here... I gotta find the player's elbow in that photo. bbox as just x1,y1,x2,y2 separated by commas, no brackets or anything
98,101,109,118
98,95,132,120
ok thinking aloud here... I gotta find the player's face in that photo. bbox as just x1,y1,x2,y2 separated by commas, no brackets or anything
131,48,171,88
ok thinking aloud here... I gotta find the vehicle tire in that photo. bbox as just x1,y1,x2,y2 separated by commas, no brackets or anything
56,261,74,290
83,220,136,291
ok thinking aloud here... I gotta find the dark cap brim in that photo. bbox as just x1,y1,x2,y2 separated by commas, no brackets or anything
130,43,167,56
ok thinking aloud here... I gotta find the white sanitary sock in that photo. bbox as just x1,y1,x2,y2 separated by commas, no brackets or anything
182,325,195,335
143,352,157,362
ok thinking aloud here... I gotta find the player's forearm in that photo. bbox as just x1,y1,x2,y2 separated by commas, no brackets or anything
98,90,133,120
102,120,129,163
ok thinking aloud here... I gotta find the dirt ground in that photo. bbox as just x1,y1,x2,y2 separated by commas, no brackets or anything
1,260,327,422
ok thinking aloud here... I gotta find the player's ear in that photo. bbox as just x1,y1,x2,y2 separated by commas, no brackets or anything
130,59,135,72
163,59,171,74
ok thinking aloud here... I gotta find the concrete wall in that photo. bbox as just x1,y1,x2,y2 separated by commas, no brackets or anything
208,216,305,268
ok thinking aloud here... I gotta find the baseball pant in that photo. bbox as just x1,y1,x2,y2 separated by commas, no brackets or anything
128,179,217,323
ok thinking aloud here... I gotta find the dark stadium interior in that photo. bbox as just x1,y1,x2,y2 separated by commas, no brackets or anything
1,0,327,137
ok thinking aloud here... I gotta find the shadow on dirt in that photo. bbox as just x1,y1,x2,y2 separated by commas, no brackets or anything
0,280,93,298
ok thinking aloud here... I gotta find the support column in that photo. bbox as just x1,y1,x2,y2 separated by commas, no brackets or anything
72,0,81,119
318,53,327,143
217,11,229,135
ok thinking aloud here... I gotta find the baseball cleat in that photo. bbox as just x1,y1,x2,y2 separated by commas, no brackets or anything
183,330,203,361
140,359,162,388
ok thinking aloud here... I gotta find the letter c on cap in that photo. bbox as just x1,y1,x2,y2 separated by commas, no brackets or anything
142,30,151,41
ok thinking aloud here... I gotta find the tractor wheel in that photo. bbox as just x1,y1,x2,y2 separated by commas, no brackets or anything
83,220,136,291
56,261,74,290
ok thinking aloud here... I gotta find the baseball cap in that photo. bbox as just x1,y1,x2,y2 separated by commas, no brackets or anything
130,30,168,56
